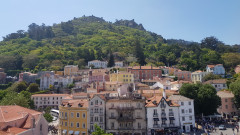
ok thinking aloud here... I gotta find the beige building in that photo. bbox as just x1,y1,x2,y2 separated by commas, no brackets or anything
0,105,48,135
105,94,146,135
191,70,209,83
217,91,238,118
64,65,79,76
105,81,123,91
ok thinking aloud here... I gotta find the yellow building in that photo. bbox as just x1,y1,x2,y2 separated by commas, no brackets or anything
64,65,79,76
110,72,134,83
59,99,88,135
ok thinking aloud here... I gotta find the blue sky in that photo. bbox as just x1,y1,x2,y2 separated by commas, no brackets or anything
1,0,240,45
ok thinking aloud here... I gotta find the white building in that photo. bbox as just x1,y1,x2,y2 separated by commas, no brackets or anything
146,94,180,135
203,79,227,91
31,94,69,109
206,64,225,77
114,61,124,67
191,70,210,83
88,60,108,68
40,72,55,90
168,95,195,133
88,95,106,132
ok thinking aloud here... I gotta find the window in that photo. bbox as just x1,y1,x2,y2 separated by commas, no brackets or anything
90,117,93,122
100,101,102,105
71,122,73,127
223,84,226,87
225,99,228,102
126,75,128,77
65,122,67,126
95,117,99,122
162,120,166,125
170,120,174,124
91,102,93,105
111,122,114,129
189,109,192,113
181,102,184,105
226,105,228,109
100,117,103,122
111,112,114,117
77,113,80,118
71,112,74,117
123,75,125,77
181,109,185,114
182,117,185,121
95,100,98,105
65,112,67,118
215,85,217,88
153,109,157,115
169,109,173,112
188,101,191,105
40,124,42,131
138,122,141,129
189,116,192,120
83,113,86,118
76,123,79,128
82,123,85,128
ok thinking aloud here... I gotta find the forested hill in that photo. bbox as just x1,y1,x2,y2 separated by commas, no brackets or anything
0,15,240,75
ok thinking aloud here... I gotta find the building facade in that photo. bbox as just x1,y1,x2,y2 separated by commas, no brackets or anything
115,61,124,67
88,95,106,133
174,71,191,82
105,95,147,135
31,94,69,109
88,60,108,69
206,64,225,77
146,96,180,135
128,66,162,82
191,71,209,83
64,65,79,76
110,72,134,83
203,79,227,91
59,99,88,135
217,91,238,118
168,95,195,133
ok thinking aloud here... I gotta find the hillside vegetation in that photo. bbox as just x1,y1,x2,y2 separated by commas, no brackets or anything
0,15,240,75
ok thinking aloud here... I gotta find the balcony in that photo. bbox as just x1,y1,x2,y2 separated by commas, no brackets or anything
152,113,158,117
117,117,134,122
161,113,166,117
109,116,116,119
116,106,134,111
161,124,167,127
99,112,104,116
153,124,161,128
136,116,142,119
118,127,133,130
169,123,175,127
169,112,174,116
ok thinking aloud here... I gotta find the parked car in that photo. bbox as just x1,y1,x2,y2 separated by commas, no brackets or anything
219,125,226,130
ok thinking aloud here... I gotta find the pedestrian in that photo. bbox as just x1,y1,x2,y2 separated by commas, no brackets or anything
232,128,234,132
220,132,223,135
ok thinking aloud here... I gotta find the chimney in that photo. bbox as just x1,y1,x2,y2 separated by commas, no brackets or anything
163,89,166,99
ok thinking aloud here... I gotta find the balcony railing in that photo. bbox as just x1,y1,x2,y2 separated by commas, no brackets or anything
117,117,134,121
153,124,161,128
109,116,116,119
136,116,142,119
161,113,166,117
153,113,158,117
161,124,167,127
169,112,174,116
118,127,133,130
116,106,134,111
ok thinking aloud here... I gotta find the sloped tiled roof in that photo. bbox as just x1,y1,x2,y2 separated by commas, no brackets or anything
32,94,69,97
130,66,160,70
217,90,234,98
168,95,193,101
203,79,226,84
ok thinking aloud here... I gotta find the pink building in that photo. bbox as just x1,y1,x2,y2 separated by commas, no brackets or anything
235,65,240,74
217,91,238,118
174,70,191,81
88,71,106,83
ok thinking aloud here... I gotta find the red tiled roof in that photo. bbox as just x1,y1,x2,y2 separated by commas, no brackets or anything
7,127,28,134
32,94,69,97
130,66,160,70
203,79,226,84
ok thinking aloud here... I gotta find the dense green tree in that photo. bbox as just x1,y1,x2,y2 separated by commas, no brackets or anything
222,53,240,69
27,83,40,93
180,83,221,115
92,124,112,135
201,36,222,50
107,51,115,67
202,73,222,82
0,91,30,108
229,80,240,109
43,113,53,123
134,39,146,66
22,54,39,70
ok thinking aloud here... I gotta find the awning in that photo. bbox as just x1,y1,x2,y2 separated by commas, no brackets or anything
74,131,80,135
62,130,67,134
162,118,167,120
69,130,74,134
153,118,159,121
169,117,175,120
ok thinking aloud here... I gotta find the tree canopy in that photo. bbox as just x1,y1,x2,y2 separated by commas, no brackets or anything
180,83,221,115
